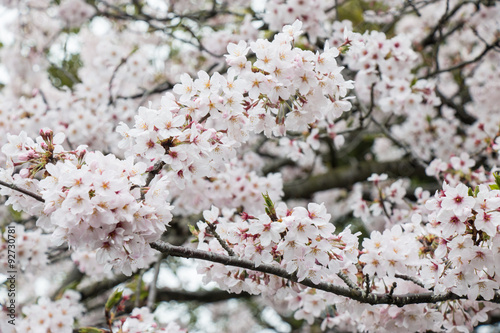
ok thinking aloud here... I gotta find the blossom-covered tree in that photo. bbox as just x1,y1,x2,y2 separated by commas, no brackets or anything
0,0,500,332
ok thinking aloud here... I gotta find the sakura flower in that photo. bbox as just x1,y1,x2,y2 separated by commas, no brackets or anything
203,205,220,224
450,152,475,173
248,214,286,246
475,209,500,236
367,173,388,185
173,73,195,102
441,183,475,215
467,279,498,301
437,209,468,238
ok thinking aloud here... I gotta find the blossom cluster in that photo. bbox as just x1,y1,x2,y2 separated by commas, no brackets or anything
113,307,186,333
425,152,492,187
263,0,331,43
1,130,173,275
193,174,500,331
1,0,500,331
420,182,500,298
0,223,51,273
40,152,173,275
118,20,354,181
350,173,411,230
195,201,360,321
16,290,84,333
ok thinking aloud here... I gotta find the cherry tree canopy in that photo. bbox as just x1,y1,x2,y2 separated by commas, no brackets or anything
0,0,500,332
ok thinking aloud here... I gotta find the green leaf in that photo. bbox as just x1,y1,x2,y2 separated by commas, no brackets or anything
262,192,274,208
47,54,82,90
473,186,480,196
490,184,499,190
105,288,123,312
79,328,106,333
262,192,278,221
494,172,500,189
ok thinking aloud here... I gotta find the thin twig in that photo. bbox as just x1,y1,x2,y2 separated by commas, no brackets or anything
337,271,361,291
365,274,371,295
207,222,236,256
395,273,426,289
108,50,137,105
147,256,162,309
421,38,500,79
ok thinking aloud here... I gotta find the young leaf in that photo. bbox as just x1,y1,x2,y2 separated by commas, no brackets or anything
105,288,123,312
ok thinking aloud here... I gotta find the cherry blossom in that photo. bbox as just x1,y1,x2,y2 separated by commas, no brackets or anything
1,0,500,332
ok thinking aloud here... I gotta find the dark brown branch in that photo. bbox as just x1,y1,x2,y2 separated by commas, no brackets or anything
395,273,426,289
151,240,500,306
207,222,236,256
337,271,361,291
435,88,476,125
0,180,45,202
283,159,427,199
156,288,251,303
79,274,131,300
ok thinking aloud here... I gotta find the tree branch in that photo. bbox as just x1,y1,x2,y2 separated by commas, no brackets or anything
147,256,162,309
151,240,500,306
156,288,252,303
0,180,45,202
421,38,500,79
283,159,428,199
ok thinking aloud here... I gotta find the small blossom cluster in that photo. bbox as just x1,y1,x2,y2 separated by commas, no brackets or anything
359,224,422,278
195,202,360,321
118,21,354,179
0,223,50,273
420,182,500,300
263,0,331,43
117,97,237,187
38,150,172,275
391,105,463,161
17,290,84,333
0,130,173,275
0,130,71,216
236,20,353,132
344,30,439,116
350,173,412,230
426,152,492,187
112,307,186,333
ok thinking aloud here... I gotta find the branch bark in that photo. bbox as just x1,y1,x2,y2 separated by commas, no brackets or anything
283,159,428,199
0,180,45,202
156,288,251,303
151,240,500,306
